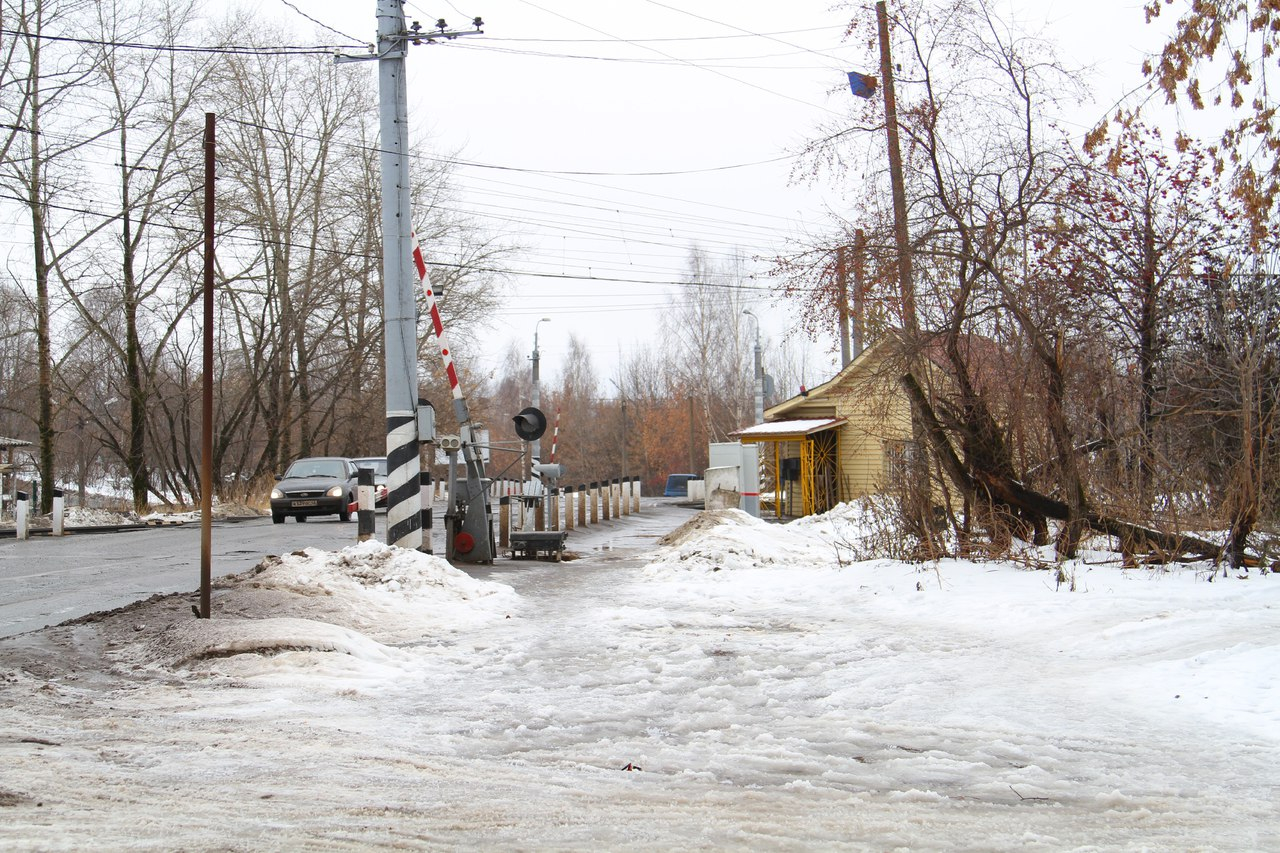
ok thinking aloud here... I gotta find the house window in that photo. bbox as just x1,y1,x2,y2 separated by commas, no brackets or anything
884,439,920,487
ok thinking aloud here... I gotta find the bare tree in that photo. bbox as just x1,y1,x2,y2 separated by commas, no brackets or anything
0,0,103,513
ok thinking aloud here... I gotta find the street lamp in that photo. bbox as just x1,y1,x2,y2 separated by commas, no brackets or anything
530,318,552,482
743,309,764,425
610,378,628,482
741,309,764,520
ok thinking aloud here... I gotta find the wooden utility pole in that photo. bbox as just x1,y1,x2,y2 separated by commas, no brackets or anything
853,229,866,357
837,246,851,367
876,1,917,336
688,397,696,473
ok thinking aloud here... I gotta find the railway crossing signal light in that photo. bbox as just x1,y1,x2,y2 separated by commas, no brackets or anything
513,406,547,441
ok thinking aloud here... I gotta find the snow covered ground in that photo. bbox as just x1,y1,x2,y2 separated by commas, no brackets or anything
0,502,1276,850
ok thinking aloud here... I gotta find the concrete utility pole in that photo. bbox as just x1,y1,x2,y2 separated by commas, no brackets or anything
377,0,422,549
355,2,482,549
743,309,764,425
741,309,763,519
530,316,551,484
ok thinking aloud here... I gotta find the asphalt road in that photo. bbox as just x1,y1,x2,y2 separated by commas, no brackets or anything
0,500,694,640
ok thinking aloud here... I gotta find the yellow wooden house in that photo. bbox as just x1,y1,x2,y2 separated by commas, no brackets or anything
733,338,917,518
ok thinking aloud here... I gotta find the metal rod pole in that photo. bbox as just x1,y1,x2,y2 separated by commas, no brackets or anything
199,111,215,620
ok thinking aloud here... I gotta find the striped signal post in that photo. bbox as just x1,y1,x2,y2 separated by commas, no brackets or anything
548,407,561,465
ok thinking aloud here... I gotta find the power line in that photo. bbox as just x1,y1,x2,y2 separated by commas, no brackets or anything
509,0,841,118
276,0,369,46
635,0,848,70
220,114,800,178
479,26,834,44
447,40,850,68
0,191,804,293
0,27,365,56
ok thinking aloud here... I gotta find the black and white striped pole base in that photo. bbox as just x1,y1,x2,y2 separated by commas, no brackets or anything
386,411,423,550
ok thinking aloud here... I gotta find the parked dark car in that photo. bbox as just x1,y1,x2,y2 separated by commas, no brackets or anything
270,457,359,523
352,456,389,508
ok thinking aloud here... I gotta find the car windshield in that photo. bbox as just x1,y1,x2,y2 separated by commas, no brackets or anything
355,459,387,476
285,460,345,479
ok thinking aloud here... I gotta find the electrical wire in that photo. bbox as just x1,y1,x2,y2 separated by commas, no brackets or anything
508,0,841,117
445,40,852,67
479,26,834,45
635,0,849,70
0,27,366,55
0,191,807,293
275,0,368,45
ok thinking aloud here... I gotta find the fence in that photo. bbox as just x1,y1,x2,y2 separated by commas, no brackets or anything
496,477,642,550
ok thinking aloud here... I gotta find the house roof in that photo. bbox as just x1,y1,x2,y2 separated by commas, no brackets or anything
0,435,32,448
766,334,899,419
732,418,846,441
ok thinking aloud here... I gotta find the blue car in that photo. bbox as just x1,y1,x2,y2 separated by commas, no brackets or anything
663,473,698,497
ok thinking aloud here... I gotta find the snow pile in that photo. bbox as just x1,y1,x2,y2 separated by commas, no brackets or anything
234,540,520,638
140,616,416,674
256,539,509,601
140,500,265,524
112,542,521,685
64,506,136,526
646,508,833,578
788,495,916,560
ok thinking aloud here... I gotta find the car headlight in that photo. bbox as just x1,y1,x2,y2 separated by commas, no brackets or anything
326,485,344,498
270,488,283,499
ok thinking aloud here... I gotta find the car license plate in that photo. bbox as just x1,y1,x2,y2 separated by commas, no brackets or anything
291,499,318,508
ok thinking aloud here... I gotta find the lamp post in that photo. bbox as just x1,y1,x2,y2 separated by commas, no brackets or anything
740,310,764,519
610,378,628,482
530,317,551,485
743,309,764,425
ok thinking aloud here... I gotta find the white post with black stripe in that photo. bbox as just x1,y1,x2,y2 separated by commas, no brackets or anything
357,466,376,542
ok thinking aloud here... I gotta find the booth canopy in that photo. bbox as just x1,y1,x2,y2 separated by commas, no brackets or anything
731,418,845,442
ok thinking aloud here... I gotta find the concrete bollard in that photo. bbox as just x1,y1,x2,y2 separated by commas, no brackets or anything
632,476,641,513
535,496,545,531
549,489,559,531
52,489,65,536
15,490,29,540
563,485,574,531
601,479,611,521
611,478,621,519
589,481,599,525
577,484,587,528
499,496,510,550
419,470,433,553
621,478,631,517
357,467,375,542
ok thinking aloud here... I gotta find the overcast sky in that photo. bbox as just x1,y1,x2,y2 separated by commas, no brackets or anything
219,0,1170,391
